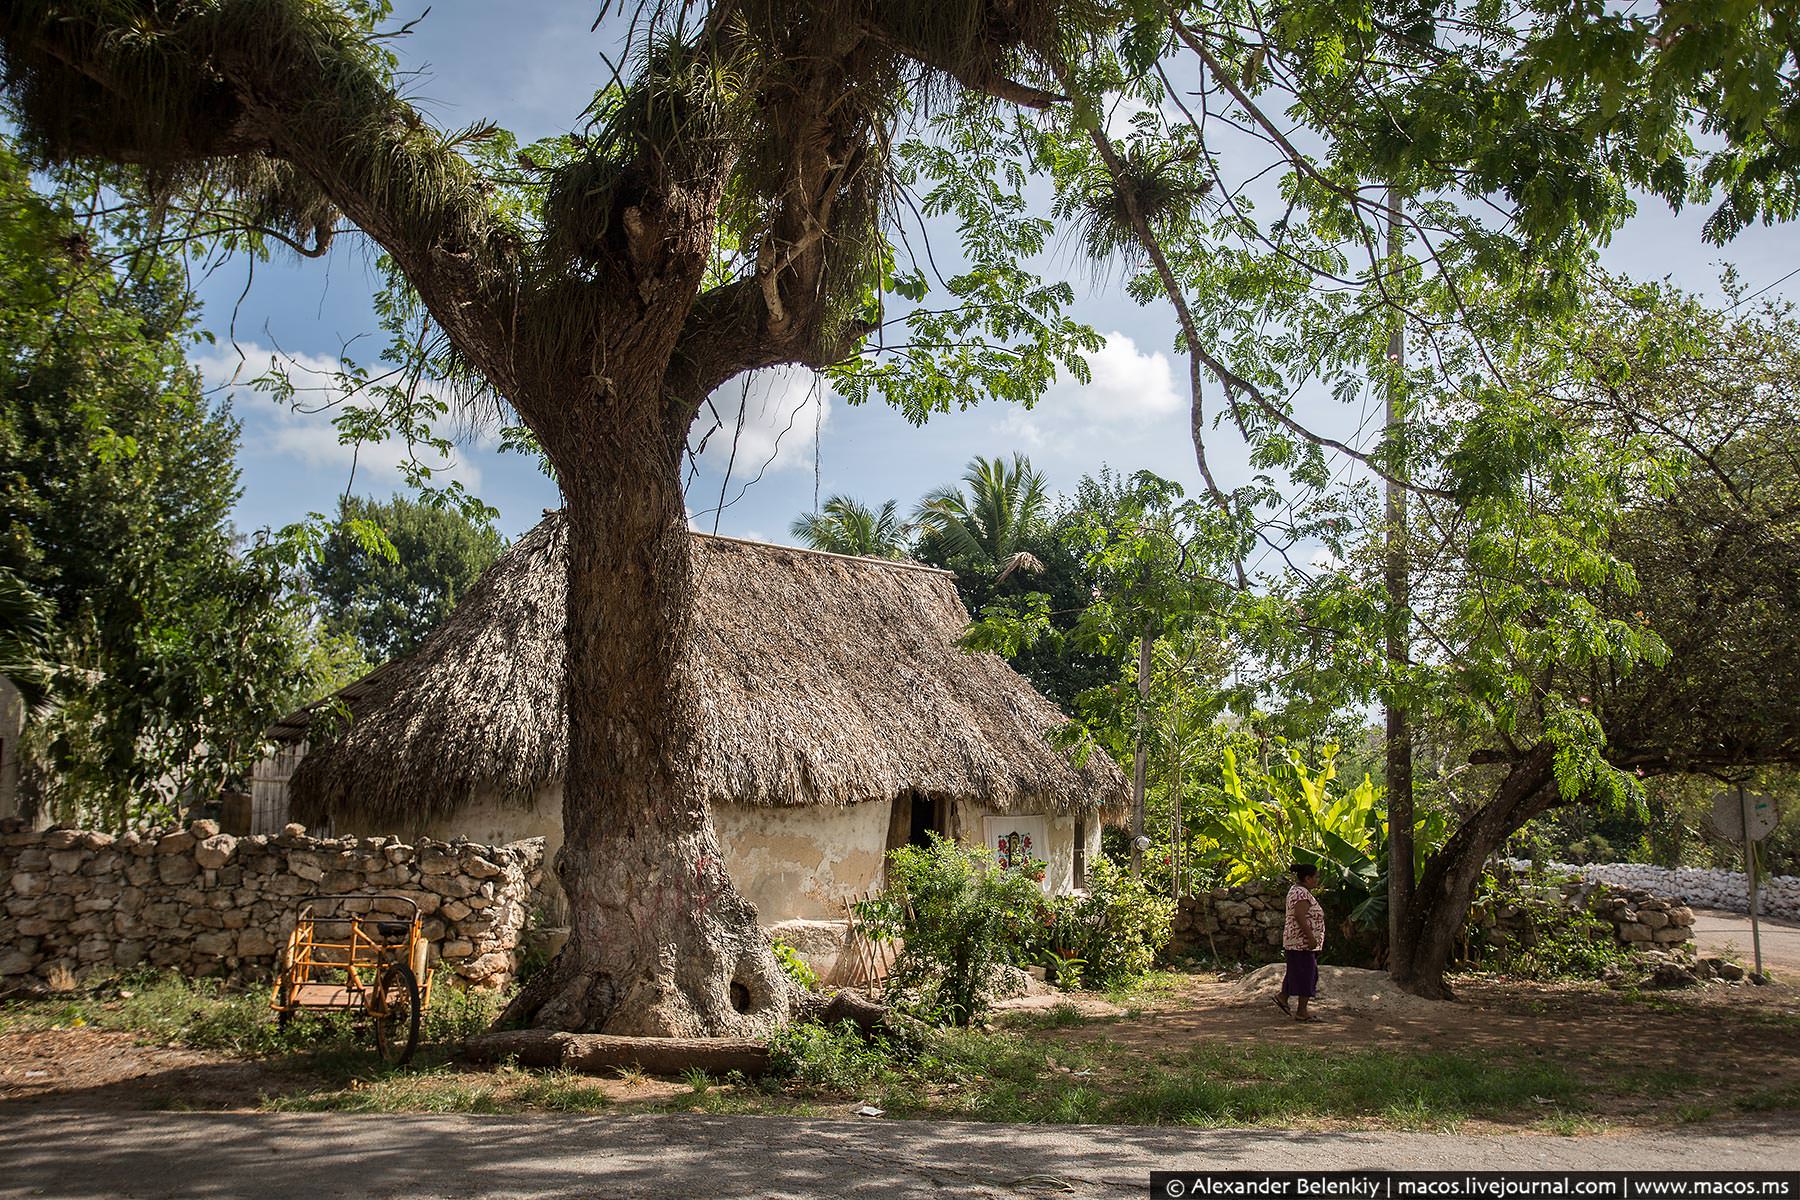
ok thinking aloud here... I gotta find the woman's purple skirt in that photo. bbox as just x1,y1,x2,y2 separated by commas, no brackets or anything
1282,949,1319,998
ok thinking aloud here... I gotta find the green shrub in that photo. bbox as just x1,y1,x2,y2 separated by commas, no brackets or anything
767,1020,894,1092
770,938,819,991
1467,871,1632,981
1037,858,1174,988
861,835,1042,1026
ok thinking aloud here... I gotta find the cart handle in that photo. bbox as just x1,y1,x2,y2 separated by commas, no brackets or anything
294,893,424,919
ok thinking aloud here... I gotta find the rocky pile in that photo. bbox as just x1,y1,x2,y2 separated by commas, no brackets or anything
0,818,543,996
1501,859,1800,921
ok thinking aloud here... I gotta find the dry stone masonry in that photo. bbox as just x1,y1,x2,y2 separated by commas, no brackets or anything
1171,883,1289,963
0,817,543,995
1502,859,1800,921
1170,871,1696,965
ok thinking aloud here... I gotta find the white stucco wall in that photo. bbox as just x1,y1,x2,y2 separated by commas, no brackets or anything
327,784,1104,979
711,798,891,920
949,802,1097,894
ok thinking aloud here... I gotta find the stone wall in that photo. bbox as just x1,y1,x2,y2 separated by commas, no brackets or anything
1169,874,1695,964
1502,859,1800,921
1170,884,1288,963
1475,873,1696,949
0,817,543,995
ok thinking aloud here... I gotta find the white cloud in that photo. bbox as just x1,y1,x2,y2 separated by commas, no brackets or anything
197,344,482,496
1069,332,1183,423
995,331,1183,456
692,366,830,478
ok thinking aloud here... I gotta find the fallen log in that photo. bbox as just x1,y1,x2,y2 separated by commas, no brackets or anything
464,1029,771,1076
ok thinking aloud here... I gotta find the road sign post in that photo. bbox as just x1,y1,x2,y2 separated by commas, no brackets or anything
1712,786,1778,979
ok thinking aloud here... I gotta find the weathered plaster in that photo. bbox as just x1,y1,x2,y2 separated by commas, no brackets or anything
322,784,1104,979
711,799,890,921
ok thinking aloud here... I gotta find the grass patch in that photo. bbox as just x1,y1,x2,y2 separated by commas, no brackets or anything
265,1065,614,1114
765,1015,1580,1130
993,1002,1090,1031
1734,1082,1800,1113
1533,1110,1609,1136
1103,1043,1580,1130
0,968,507,1067
1104,970,1183,1008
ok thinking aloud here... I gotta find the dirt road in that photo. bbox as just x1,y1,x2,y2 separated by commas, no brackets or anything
1,1110,1796,1199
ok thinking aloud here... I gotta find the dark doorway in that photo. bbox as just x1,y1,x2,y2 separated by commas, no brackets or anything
886,792,948,855
908,794,936,847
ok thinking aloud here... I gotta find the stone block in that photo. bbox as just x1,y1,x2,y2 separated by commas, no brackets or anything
0,950,38,975
419,849,459,876
10,872,45,898
1618,922,1653,942
286,852,325,882
440,938,475,959
462,854,503,880
1652,926,1689,943
42,829,81,851
236,929,278,958
157,856,198,887
157,831,197,856
47,850,86,873
195,835,237,870
189,819,220,840
192,931,236,957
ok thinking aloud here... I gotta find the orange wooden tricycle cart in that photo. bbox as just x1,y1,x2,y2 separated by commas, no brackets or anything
271,893,431,1064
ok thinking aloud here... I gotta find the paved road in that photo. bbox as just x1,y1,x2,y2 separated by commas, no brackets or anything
1690,908,1800,976
1,1110,1796,1199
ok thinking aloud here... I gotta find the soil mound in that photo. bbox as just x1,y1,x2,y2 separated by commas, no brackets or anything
1229,963,1441,1017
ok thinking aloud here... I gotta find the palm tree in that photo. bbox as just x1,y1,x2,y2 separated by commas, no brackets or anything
913,454,1050,579
789,496,910,559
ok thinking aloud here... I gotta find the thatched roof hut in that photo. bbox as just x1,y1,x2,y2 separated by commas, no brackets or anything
279,512,1127,829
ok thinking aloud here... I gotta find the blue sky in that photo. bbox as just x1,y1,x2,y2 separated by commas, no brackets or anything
196,2,1800,546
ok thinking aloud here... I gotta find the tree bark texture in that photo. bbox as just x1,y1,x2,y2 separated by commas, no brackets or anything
1388,744,1557,997
500,403,790,1037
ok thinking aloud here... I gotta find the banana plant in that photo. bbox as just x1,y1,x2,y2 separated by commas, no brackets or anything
1196,742,1445,933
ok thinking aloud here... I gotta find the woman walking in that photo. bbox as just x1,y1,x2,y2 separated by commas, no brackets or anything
1274,862,1325,1022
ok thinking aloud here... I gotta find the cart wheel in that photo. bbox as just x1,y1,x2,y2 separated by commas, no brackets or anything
373,964,421,1066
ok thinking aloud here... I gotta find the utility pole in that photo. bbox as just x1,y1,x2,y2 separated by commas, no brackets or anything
1383,185,1416,976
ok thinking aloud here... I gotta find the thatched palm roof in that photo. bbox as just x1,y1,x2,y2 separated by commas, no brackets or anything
281,512,1127,827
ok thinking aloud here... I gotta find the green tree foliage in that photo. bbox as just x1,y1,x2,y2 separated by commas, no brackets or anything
914,453,1052,579
306,493,504,662
0,141,353,827
788,495,909,559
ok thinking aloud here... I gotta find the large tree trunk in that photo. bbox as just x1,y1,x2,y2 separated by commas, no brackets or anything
1389,744,1557,999
501,404,790,1036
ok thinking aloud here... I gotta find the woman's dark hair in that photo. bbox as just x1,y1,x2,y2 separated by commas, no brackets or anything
1291,862,1319,882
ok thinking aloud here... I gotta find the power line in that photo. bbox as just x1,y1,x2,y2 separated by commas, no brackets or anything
1729,264,1800,311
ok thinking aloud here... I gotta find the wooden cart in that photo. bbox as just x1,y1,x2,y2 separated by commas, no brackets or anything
271,893,431,1064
